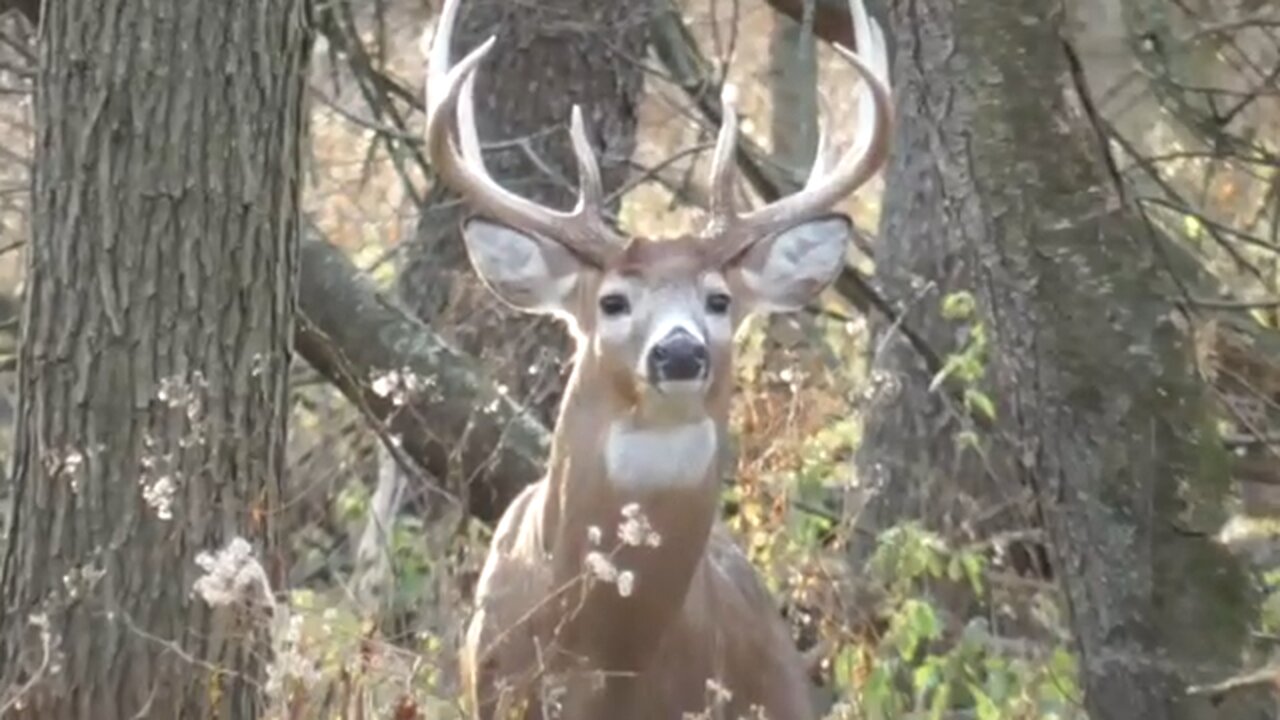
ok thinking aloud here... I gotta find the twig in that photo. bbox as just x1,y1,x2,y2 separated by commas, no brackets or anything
0,616,53,715
1186,665,1280,697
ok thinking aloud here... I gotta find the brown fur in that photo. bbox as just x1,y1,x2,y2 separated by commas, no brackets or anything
459,239,815,720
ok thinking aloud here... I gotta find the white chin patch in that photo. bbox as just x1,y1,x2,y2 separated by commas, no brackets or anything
652,379,707,396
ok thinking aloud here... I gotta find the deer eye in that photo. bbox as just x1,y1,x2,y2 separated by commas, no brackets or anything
706,292,731,315
599,293,631,317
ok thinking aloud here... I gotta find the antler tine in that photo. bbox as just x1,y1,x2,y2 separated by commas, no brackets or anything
703,0,893,261
569,105,606,216
425,0,625,265
708,83,741,226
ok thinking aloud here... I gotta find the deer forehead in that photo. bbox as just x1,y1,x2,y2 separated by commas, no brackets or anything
614,235,710,270
600,237,731,304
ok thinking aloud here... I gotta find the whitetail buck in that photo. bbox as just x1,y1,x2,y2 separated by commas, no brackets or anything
424,0,891,716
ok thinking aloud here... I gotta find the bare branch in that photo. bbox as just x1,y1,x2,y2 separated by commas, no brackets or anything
297,226,549,524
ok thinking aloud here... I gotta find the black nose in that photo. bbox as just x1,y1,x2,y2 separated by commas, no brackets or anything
647,329,709,383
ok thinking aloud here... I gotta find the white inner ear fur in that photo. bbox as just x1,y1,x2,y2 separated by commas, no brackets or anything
605,417,717,490
737,215,851,313
461,219,580,315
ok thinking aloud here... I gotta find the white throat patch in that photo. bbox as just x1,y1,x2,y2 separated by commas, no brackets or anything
604,418,717,490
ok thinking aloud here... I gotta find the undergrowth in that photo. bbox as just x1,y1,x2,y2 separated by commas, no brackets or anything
255,307,1087,719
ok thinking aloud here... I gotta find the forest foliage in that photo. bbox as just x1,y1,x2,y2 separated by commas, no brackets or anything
0,0,1278,717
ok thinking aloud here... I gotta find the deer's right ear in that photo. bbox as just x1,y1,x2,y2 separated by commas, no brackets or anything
461,218,583,316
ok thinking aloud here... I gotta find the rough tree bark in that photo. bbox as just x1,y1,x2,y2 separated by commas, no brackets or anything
853,1,1265,718
0,0,308,717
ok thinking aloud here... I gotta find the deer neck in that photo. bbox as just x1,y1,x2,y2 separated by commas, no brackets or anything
540,349,731,670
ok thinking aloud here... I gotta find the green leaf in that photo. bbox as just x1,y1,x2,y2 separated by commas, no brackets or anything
861,664,901,719
955,429,982,450
929,354,965,392
964,388,997,421
832,644,860,692
893,599,941,659
913,658,941,698
971,684,1000,720
1183,213,1203,241
334,482,370,522
941,291,977,320
961,551,987,595
928,681,953,720
1042,647,1080,702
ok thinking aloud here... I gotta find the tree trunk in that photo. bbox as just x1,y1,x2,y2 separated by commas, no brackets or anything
854,0,1263,717
0,0,308,716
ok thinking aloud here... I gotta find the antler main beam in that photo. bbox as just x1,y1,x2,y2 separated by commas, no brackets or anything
705,0,893,262
424,0,626,266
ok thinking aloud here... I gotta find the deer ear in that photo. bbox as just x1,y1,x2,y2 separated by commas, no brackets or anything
461,218,583,316
727,214,850,314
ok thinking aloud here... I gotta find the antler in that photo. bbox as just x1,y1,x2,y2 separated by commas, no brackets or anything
704,0,893,263
424,0,626,266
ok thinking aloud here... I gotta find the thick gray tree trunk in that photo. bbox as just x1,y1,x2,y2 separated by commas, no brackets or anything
0,0,309,716
854,1,1263,717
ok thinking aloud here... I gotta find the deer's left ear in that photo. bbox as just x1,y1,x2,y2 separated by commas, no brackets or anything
726,214,851,314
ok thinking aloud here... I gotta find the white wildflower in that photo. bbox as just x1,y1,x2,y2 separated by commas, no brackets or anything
142,474,176,520
370,368,422,407
587,526,602,546
193,537,275,609
616,570,635,598
370,371,396,398
64,449,85,493
282,612,304,644
251,353,269,377
584,551,617,583
62,563,105,600
64,449,84,474
266,615,321,697
618,518,644,546
618,504,662,548
706,678,733,704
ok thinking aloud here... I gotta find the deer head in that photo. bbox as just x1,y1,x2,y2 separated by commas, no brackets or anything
425,0,891,422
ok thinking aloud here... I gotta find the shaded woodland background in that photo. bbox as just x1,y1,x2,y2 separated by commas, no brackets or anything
0,0,1278,717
